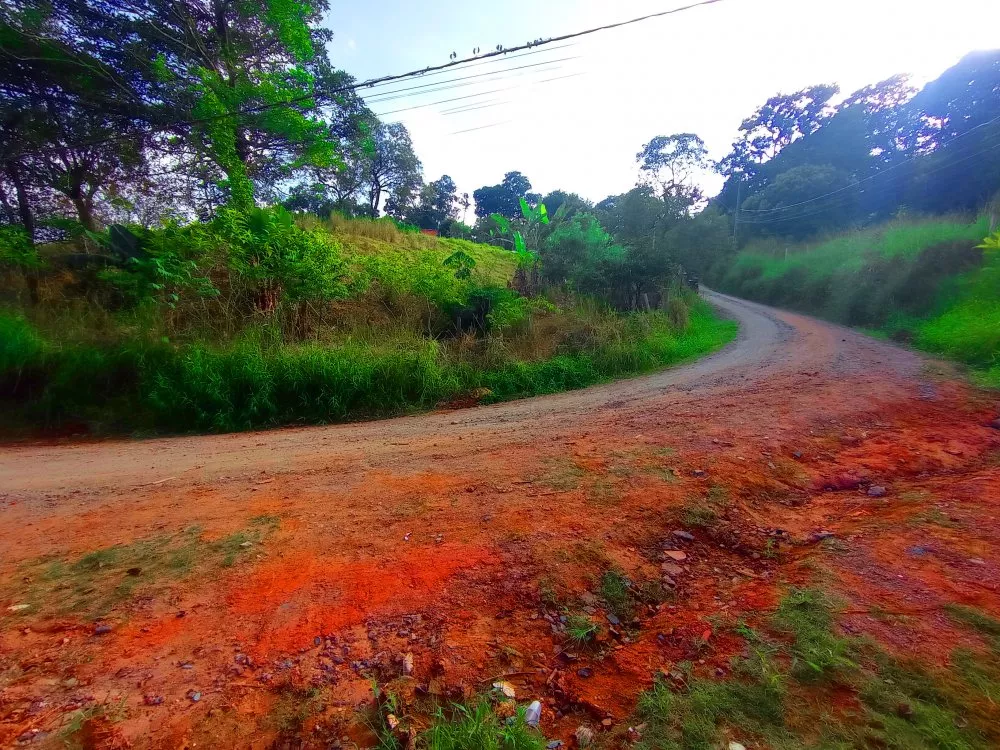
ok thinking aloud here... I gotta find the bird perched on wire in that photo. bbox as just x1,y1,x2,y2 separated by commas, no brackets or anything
449,51,457,60
473,46,480,55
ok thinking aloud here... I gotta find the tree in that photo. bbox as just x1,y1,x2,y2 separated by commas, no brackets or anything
0,2,151,232
363,122,422,216
540,190,591,221
636,133,711,211
740,164,857,240
473,171,537,219
405,174,458,229
718,84,839,178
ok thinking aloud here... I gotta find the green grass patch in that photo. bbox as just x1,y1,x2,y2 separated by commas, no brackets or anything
565,613,599,646
6,518,277,621
680,484,730,529
945,603,1000,653
631,587,1000,749
600,569,635,621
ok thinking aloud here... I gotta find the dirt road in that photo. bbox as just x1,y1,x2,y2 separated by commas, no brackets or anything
2,292,998,748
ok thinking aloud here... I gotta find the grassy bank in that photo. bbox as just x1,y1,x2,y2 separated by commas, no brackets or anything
711,216,1000,385
0,216,735,435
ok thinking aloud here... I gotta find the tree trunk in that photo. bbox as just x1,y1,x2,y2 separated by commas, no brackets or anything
72,195,97,233
4,159,39,305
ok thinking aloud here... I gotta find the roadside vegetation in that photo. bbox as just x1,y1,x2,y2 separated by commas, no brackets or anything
711,215,1000,385
0,210,733,434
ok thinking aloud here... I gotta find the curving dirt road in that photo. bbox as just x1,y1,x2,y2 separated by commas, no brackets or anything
1,292,998,748
0,291,918,496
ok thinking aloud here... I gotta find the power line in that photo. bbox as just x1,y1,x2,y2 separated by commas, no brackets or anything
735,112,1000,215
441,101,510,116
374,73,586,118
451,120,515,135
363,60,573,105
361,56,578,102
13,0,725,156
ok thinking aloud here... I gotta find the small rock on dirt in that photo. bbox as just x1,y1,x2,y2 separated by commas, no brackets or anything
601,718,613,728
663,550,687,561
143,695,164,706
94,624,112,635
7,603,30,612
577,667,592,678
574,726,595,748
187,690,201,702
988,418,1000,430
806,531,835,544
402,652,414,675
493,681,516,699
546,742,563,750
606,613,621,626
672,530,695,541
525,700,541,728
821,474,862,491
661,563,684,576
692,469,706,477
728,743,747,750
867,485,887,498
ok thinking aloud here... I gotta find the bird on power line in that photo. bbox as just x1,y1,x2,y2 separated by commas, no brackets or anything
449,51,457,60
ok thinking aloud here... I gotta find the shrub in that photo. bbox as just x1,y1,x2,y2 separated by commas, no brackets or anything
218,206,355,308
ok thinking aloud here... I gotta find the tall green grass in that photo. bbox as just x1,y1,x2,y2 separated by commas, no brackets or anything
0,302,736,434
713,215,999,384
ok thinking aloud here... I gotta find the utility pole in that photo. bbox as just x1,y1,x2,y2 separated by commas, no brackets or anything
731,177,741,251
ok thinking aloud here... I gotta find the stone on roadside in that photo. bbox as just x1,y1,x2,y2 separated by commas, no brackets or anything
493,681,516,699
867,485,887,498
663,550,687,561
525,700,542,728
672,530,695,541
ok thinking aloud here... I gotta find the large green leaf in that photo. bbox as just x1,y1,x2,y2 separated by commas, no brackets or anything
519,196,532,221
490,213,511,235
513,231,526,254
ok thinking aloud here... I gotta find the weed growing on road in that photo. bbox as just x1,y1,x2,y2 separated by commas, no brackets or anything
565,613,599,646
600,569,634,621
680,484,730,529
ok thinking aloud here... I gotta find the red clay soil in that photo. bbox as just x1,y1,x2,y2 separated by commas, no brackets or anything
1,292,999,748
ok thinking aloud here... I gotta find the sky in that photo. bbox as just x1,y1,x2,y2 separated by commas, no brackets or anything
323,0,1000,210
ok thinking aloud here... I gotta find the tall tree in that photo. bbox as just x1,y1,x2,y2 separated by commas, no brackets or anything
718,84,839,178
363,122,422,216
473,171,537,219
636,133,711,212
